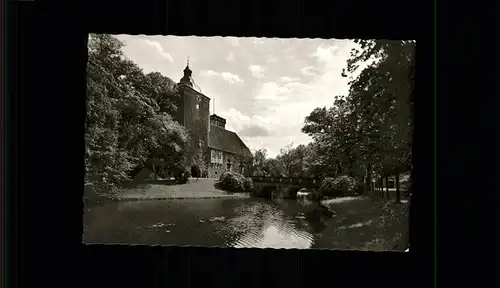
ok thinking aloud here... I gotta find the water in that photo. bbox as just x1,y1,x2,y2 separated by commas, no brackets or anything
83,197,408,250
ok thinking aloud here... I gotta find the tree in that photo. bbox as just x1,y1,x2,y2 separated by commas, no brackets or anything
250,149,268,176
343,40,415,198
343,40,415,199
190,140,208,177
302,97,363,180
300,39,415,199
145,72,179,115
302,142,327,178
85,34,190,195
263,158,285,177
277,143,295,177
86,34,133,193
292,144,307,177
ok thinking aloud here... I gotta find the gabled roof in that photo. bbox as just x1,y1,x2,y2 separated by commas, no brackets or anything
209,124,252,158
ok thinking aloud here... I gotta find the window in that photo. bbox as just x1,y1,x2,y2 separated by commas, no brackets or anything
211,150,223,164
196,104,199,110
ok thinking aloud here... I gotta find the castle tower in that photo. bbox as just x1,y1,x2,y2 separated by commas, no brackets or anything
176,59,211,171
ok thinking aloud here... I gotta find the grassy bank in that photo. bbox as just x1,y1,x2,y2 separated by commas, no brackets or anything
314,196,409,251
84,178,250,205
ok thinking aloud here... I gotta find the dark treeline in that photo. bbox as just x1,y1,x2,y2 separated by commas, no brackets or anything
85,34,193,196
248,40,415,202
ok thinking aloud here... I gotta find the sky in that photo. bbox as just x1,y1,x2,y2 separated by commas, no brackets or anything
115,35,363,158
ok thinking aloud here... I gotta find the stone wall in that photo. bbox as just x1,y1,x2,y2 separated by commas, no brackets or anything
207,150,251,178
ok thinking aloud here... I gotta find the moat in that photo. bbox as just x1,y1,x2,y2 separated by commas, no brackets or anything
83,196,409,251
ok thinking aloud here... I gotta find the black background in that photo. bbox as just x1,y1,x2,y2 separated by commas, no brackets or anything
7,0,477,287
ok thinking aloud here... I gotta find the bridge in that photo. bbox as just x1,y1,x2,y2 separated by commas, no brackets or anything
249,176,321,199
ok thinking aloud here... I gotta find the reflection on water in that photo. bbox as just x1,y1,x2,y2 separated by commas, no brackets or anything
83,197,407,250
84,198,330,249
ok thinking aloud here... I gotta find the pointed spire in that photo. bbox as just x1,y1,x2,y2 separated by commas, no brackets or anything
184,56,191,72
179,56,193,86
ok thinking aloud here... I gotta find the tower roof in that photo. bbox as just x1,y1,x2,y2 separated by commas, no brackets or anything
184,57,191,72
179,57,193,86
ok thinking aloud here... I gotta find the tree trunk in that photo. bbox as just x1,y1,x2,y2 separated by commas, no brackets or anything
395,173,401,203
385,176,390,199
152,163,157,180
348,160,354,177
378,176,384,197
364,163,372,195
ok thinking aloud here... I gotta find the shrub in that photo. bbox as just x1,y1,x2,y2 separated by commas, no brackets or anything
219,171,253,192
219,171,231,183
243,177,254,191
318,175,360,197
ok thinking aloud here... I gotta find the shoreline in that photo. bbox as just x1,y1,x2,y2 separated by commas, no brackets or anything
85,178,409,205
115,194,251,201
85,178,251,205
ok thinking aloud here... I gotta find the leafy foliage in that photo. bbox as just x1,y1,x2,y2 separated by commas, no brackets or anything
249,149,268,176
249,144,322,178
219,171,254,192
301,39,415,196
318,176,360,197
85,34,189,195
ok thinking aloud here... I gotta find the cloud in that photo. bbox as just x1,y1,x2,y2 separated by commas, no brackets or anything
248,64,266,79
279,76,300,82
300,66,317,76
238,125,270,137
266,56,278,63
283,82,303,88
310,45,339,63
144,40,174,63
219,108,276,137
221,108,251,133
253,82,290,101
217,103,311,158
200,70,244,84
226,51,235,62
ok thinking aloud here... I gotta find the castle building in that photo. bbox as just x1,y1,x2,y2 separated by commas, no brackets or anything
175,62,252,178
